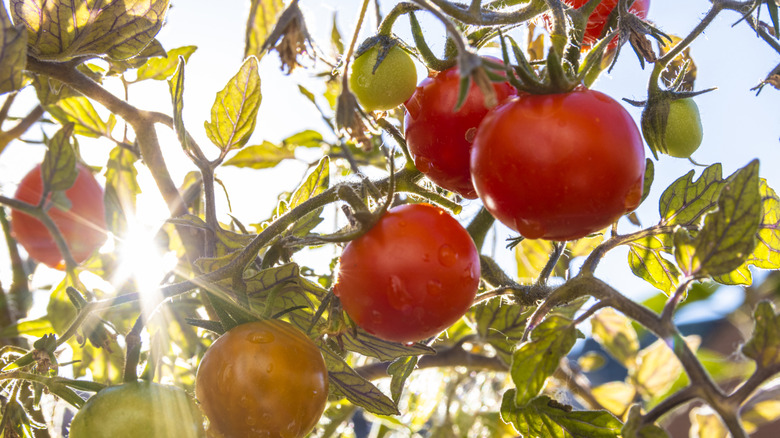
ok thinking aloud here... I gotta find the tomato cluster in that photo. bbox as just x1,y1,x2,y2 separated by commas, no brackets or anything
195,320,328,438
11,163,107,269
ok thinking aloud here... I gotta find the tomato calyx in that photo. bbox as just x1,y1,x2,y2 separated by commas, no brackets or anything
354,34,415,76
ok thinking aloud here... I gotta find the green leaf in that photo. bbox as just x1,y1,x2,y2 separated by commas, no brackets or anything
639,159,654,206
223,141,295,169
742,301,780,370
510,315,577,406
136,45,196,81
622,405,670,438
319,344,399,416
660,163,725,226
679,160,762,277
103,146,140,235
592,381,636,417
47,96,109,138
388,355,418,403
244,0,285,60
106,38,167,74
339,330,434,361
41,123,77,192
283,129,324,148
0,317,53,338
578,351,606,372
168,56,189,153
12,0,170,61
715,179,780,284
0,2,27,94
204,56,262,151
473,297,532,364
515,236,603,282
273,156,329,218
627,233,680,294
689,406,728,438
630,335,700,401
330,13,344,55
590,308,639,368
501,393,622,438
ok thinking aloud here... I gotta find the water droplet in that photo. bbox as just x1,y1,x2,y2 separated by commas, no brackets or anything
246,330,275,344
370,310,384,325
464,127,477,143
422,253,431,262
261,413,272,424
416,156,433,173
266,363,274,373
438,244,458,267
246,416,256,426
386,275,412,311
514,218,545,239
239,395,250,408
219,364,233,386
426,280,443,296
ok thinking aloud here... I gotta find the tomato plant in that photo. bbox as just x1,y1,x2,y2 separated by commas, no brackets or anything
10,163,106,269
195,320,328,438
349,44,418,112
334,203,480,343
642,97,703,158
68,382,204,438
403,62,516,199
470,88,645,241
547,0,651,48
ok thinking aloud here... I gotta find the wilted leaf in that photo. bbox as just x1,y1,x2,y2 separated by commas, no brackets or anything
136,45,196,81
591,308,639,368
47,96,109,138
501,393,622,438
12,0,170,61
41,123,77,192
511,316,577,406
204,56,262,151
244,0,285,60
742,301,780,370
660,163,725,227
320,344,399,416
473,297,532,364
627,233,680,294
223,141,295,169
658,34,697,90
0,2,26,94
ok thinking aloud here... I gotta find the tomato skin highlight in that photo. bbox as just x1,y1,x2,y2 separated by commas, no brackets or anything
69,382,205,438
349,45,418,112
195,320,328,438
470,88,645,241
11,163,106,269
334,203,480,343
404,63,516,199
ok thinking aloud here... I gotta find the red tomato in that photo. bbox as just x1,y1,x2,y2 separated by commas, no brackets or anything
11,163,106,269
404,62,516,199
545,0,651,49
334,203,480,343
470,88,645,241
195,320,329,438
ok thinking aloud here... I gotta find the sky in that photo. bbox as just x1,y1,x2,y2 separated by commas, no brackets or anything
0,0,778,322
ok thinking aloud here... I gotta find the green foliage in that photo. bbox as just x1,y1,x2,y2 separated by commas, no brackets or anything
501,393,622,438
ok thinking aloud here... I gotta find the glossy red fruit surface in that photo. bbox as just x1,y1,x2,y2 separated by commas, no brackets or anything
470,88,645,241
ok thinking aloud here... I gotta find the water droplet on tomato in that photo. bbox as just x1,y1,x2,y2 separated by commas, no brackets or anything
462,263,477,282
246,330,275,344
219,364,233,386
422,253,431,262
266,363,274,373
387,275,412,311
515,218,545,239
426,280,443,296
438,244,457,267
261,413,272,423
246,416,256,426
416,156,433,173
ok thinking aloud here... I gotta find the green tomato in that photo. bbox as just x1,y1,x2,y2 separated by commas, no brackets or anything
69,382,204,438
642,98,703,159
349,45,417,112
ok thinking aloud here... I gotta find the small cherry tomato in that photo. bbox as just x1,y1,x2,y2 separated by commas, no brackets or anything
349,44,418,112
195,320,329,438
470,88,645,241
69,382,205,438
404,61,516,199
642,97,703,158
11,163,106,269
334,203,480,343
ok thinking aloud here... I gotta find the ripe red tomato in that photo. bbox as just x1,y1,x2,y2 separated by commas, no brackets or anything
69,382,205,438
11,163,106,269
195,320,328,438
404,62,516,199
470,88,645,241
546,0,651,49
334,203,480,343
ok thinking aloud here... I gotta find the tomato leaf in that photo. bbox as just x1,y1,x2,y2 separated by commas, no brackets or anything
0,3,26,94
501,393,622,438
106,38,167,75
473,297,532,365
660,163,725,227
688,406,728,438
590,308,639,369
168,55,195,158
629,335,700,401
677,160,762,277
12,0,169,61
340,331,434,362
319,344,400,416
714,179,780,285
223,141,295,169
104,146,141,235
592,382,636,417
741,301,780,370
388,355,418,403
136,45,196,81
0,317,53,339
42,123,77,193
47,96,110,139
510,315,577,406
640,159,654,206
627,233,680,294
244,0,285,60
204,56,262,151
622,405,670,438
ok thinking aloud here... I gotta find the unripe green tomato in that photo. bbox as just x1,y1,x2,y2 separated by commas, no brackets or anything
349,45,417,112
642,98,703,158
69,382,204,438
